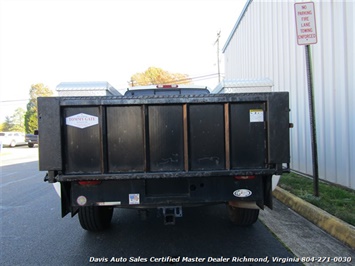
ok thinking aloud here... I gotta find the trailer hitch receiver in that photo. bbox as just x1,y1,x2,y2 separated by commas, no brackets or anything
159,206,183,225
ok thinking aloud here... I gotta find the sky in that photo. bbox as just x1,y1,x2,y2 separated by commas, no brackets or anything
0,0,246,122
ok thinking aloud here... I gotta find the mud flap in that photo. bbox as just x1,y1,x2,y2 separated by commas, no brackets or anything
60,182,72,217
263,175,273,209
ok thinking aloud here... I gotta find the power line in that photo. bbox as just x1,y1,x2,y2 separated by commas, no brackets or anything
172,73,220,83
128,73,222,86
191,74,223,82
0,99,28,103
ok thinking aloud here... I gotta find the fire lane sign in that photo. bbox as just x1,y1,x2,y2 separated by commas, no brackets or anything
294,2,317,45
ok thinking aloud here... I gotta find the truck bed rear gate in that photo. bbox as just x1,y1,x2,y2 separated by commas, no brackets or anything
38,93,289,225
38,93,289,176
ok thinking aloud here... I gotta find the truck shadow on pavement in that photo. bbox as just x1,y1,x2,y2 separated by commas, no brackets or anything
75,204,299,265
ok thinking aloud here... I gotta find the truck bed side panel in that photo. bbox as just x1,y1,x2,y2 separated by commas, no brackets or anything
189,104,225,170
267,93,290,164
148,105,184,171
230,103,266,169
107,106,145,172
38,97,62,171
63,107,101,174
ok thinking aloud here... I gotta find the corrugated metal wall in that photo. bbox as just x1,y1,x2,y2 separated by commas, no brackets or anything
223,0,354,189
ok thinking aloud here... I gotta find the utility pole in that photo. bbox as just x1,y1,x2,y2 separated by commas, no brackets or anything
214,30,221,83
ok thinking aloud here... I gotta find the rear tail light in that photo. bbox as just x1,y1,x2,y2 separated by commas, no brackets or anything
234,175,256,180
78,180,102,186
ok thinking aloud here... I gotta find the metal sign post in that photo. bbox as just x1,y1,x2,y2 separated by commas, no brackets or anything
305,44,319,197
294,2,319,196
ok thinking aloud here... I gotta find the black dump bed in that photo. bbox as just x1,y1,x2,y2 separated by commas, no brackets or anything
38,92,290,181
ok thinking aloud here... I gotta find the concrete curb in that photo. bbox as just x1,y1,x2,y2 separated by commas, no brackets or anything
273,186,355,250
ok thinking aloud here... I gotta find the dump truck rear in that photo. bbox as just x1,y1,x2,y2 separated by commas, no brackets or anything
38,85,290,231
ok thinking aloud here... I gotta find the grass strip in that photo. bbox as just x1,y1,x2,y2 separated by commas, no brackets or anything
278,172,355,226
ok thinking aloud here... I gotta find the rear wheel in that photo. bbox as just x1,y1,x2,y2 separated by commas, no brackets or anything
78,206,113,231
10,140,16,147
227,205,259,226
28,143,34,148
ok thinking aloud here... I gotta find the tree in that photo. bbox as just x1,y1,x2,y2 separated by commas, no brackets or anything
24,83,53,133
2,116,13,132
2,108,26,132
130,67,191,86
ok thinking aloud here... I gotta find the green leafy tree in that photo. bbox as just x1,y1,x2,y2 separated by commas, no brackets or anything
2,108,26,132
130,67,191,86
2,116,13,131
25,83,53,133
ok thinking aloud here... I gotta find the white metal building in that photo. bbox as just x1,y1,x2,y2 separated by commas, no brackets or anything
222,0,354,189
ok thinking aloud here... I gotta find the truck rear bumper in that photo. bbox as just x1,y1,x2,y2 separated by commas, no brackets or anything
67,176,270,211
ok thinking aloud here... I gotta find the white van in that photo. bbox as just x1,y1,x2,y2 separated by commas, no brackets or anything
0,132,26,147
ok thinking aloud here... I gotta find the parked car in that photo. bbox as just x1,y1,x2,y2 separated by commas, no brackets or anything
0,132,26,147
25,133,38,148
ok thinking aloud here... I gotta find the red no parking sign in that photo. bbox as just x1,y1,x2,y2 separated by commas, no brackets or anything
294,2,317,45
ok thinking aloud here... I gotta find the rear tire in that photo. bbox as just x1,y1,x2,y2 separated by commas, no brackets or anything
28,143,34,148
227,205,259,226
78,206,113,231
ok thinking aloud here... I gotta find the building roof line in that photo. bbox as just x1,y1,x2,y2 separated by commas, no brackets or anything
222,0,253,53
